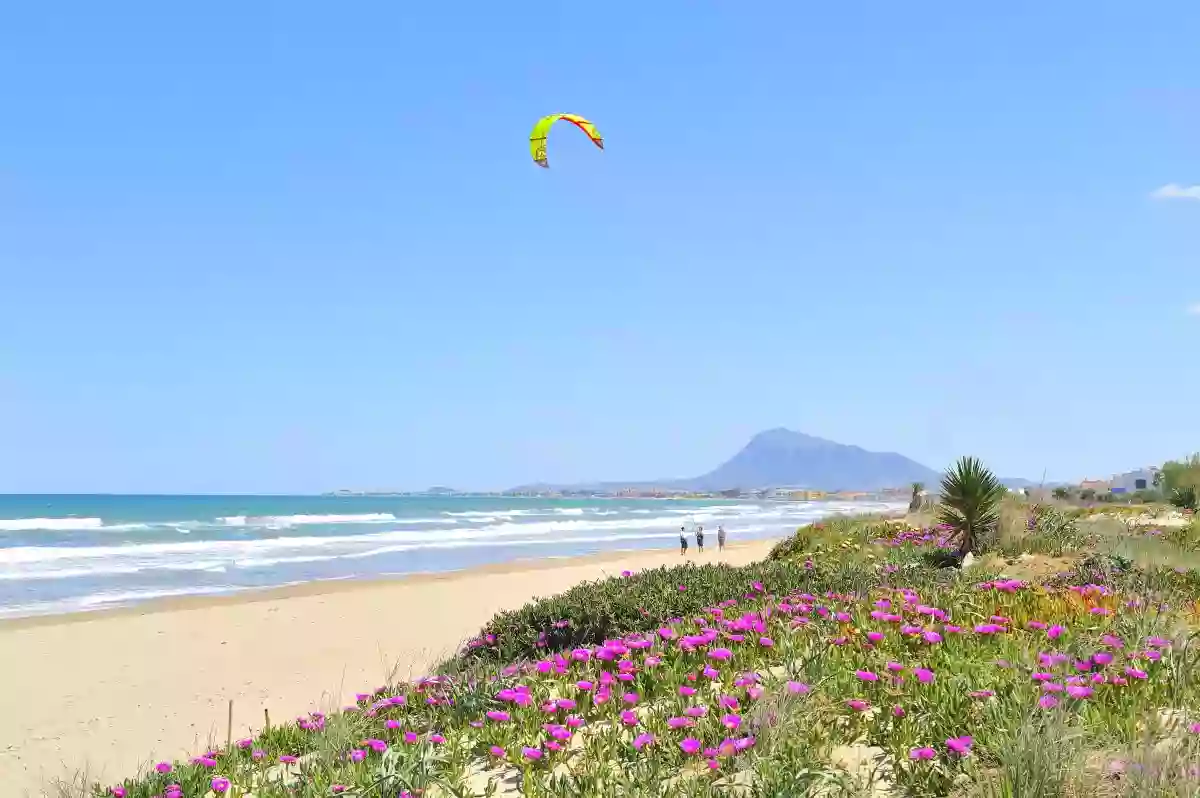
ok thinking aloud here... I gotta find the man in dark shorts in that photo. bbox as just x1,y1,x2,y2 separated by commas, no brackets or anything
717,524,726,551
696,525,704,552
680,527,688,555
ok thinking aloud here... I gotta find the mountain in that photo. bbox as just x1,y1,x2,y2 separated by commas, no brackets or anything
509,428,947,493
682,428,940,491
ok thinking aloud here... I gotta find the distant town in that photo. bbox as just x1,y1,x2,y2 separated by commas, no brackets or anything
324,486,913,501
324,465,1165,503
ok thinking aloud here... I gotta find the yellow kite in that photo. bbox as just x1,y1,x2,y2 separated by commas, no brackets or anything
529,114,604,168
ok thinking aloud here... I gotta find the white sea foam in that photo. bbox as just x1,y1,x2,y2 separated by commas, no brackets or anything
0,517,107,531
0,501,905,582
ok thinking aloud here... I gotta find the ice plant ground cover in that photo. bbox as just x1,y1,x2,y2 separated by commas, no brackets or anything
91,514,1200,798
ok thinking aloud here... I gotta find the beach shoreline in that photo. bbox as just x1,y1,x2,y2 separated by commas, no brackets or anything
0,540,772,631
0,538,780,796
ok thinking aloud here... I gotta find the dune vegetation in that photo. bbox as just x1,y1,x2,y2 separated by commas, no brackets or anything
85,457,1200,798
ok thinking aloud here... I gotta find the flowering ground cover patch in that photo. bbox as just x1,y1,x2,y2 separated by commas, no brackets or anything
93,516,1200,798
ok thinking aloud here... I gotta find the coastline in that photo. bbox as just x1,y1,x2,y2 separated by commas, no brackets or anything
0,539,779,796
0,539,772,631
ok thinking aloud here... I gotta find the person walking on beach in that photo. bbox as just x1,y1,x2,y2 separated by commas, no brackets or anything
717,524,726,552
695,525,704,553
680,526,689,556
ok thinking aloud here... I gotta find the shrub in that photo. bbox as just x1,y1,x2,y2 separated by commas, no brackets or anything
937,456,1006,557
449,556,937,668
1170,485,1198,512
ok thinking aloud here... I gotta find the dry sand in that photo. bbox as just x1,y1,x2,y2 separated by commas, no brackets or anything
0,540,777,797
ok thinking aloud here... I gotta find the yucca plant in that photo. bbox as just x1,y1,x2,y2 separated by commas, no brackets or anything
909,482,925,513
937,456,1006,557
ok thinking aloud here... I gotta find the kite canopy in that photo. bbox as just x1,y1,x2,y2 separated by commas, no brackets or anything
530,114,604,168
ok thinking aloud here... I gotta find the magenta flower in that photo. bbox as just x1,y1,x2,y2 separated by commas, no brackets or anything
1066,685,1093,699
684,705,707,717
923,630,943,644
708,648,733,661
522,746,543,760
620,710,638,726
191,756,217,768
486,710,511,722
110,789,126,798
910,746,936,760
211,777,231,794
623,692,639,705
668,716,696,729
855,670,879,682
946,736,972,756
893,704,906,718
489,745,506,757
679,685,696,696
633,732,655,750
155,762,172,774
758,637,774,647
847,699,870,711
786,681,810,695
680,737,702,754
721,713,742,729
349,748,366,762
914,667,935,684
252,749,266,760
1038,695,1060,709
279,754,298,764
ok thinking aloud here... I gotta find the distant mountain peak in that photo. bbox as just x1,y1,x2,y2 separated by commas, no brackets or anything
685,428,939,491
748,428,837,449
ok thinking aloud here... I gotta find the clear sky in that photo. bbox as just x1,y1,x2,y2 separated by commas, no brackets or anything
0,2,1197,493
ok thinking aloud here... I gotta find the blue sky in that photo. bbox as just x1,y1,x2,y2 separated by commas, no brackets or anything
0,2,1197,493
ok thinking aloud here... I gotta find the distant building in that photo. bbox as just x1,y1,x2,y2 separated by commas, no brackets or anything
1110,467,1158,493
1079,479,1112,493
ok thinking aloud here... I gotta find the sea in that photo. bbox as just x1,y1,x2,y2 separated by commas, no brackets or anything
0,494,906,619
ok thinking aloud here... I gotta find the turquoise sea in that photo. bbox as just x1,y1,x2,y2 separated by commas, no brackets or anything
0,494,905,619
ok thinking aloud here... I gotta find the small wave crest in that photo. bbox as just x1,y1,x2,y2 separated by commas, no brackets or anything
0,517,106,532
218,513,400,527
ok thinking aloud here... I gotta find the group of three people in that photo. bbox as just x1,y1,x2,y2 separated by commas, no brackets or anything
680,523,725,554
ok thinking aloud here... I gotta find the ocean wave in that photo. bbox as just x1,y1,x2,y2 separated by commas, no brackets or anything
0,517,107,531
0,501,905,581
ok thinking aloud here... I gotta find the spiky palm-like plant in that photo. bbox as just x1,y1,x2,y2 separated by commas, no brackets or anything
909,482,925,513
937,456,1006,558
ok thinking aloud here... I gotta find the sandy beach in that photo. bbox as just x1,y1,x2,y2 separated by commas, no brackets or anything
0,540,777,797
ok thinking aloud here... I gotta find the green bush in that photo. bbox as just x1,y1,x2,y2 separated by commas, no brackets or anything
766,515,895,562
1171,485,1198,512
